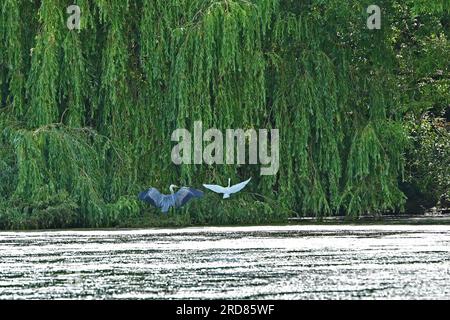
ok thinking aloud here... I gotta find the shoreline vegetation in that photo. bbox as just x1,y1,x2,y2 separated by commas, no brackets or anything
0,1,449,231
119,211,450,229
1,213,450,233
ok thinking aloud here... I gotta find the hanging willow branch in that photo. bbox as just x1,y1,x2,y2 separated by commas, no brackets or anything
0,0,412,228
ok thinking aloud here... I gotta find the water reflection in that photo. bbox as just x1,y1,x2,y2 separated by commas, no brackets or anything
0,225,449,299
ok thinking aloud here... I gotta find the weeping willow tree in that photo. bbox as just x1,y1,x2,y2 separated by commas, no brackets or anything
1,0,434,229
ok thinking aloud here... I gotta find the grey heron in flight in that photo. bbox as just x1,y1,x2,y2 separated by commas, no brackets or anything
203,178,251,199
139,185,203,213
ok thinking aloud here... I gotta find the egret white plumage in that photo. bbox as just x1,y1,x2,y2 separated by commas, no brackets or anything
203,178,251,199
138,185,203,213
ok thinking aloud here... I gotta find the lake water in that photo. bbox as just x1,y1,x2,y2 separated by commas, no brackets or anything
0,225,449,299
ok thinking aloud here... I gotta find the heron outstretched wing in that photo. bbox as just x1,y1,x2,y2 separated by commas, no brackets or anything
175,187,204,207
203,184,227,194
160,195,176,213
228,178,251,194
138,188,162,207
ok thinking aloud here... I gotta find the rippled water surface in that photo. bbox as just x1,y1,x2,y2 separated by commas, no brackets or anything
1,225,450,299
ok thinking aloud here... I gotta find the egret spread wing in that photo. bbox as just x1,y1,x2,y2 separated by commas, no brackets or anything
228,178,251,194
138,188,162,207
203,184,228,194
175,187,204,207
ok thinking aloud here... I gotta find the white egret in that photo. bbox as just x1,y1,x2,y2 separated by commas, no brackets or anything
203,178,251,199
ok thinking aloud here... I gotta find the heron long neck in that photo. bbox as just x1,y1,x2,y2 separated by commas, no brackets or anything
228,179,231,188
169,185,175,194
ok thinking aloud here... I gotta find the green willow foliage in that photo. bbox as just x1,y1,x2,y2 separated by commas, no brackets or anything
392,1,449,211
1,0,442,229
